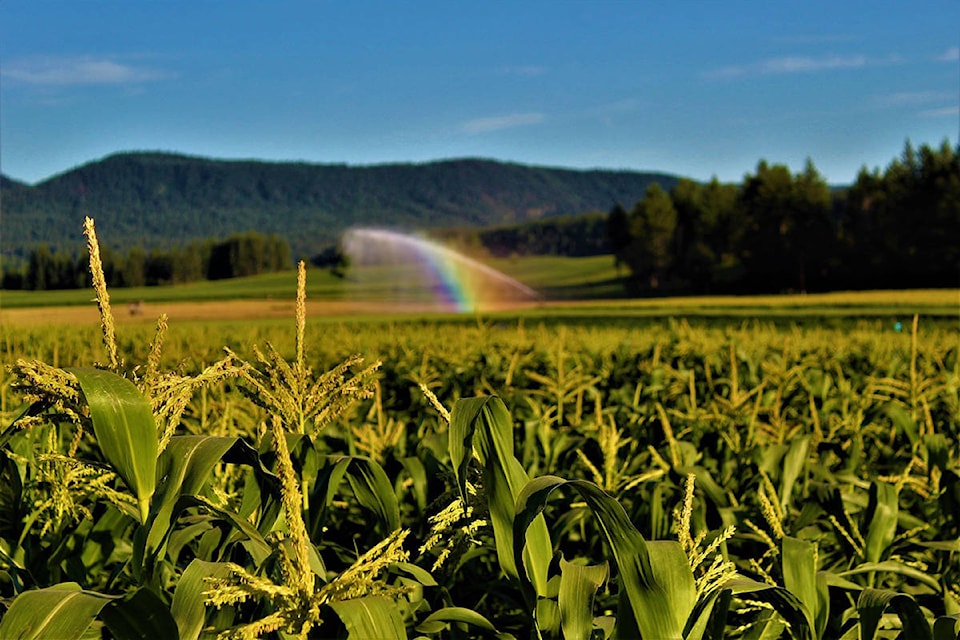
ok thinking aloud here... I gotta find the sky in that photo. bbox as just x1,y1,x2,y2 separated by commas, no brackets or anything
1,1,958,186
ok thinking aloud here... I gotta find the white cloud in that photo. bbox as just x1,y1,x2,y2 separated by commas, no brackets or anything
771,34,859,45
2,55,170,86
461,112,544,133
705,53,878,79
936,46,960,62
500,65,546,76
873,90,955,108
919,105,960,118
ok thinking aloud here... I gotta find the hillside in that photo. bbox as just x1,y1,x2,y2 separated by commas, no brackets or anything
1,152,678,258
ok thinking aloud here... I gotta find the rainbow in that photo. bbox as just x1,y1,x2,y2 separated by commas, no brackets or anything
341,229,540,312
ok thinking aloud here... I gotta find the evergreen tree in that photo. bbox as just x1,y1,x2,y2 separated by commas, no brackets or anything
607,203,632,274
624,184,678,290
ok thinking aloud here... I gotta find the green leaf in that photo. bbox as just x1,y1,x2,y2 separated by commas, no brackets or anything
0,582,116,640
312,455,400,535
171,559,235,640
857,588,932,640
781,536,825,638
558,558,608,640
392,561,438,587
0,451,25,544
863,481,898,566
167,494,272,565
415,606,498,633
144,436,239,564
328,595,407,639
514,475,694,640
838,560,942,592
98,588,179,640
399,456,429,511
726,576,813,640
677,465,729,508
449,396,551,598
70,368,157,524
933,614,960,640
343,456,400,532
780,435,809,510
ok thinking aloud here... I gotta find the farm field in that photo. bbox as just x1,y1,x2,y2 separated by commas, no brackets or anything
0,254,625,309
1,249,959,638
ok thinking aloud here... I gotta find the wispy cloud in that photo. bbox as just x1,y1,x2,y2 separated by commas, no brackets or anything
500,65,546,77
919,105,960,118
936,46,959,62
461,112,544,133
704,53,890,80
870,90,959,119
872,90,955,108
2,55,171,86
771,34,859,45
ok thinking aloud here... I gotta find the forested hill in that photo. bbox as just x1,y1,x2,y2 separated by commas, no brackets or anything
1,152,678,257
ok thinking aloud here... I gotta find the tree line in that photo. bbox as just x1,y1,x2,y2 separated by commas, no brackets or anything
431,212,611,258
3,231,291,290
610,140,959,294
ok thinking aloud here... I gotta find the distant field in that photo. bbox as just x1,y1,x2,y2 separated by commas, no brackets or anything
1,254,957,326
0,255,619,309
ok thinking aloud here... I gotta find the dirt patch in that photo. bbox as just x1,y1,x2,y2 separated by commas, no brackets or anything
0,298,546,327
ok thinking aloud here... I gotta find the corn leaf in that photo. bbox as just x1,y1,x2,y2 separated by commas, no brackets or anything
863,481,898,566
98,587,179,640
780,435,810,510
70,368,157,524
677,465,730,508
933,615,960,640
327,595,406,639
399,455,429,511
682,582,730,640
558,558,608,640
144,436,242,561
415,606,499,634
312,455,400,535
138,436,279,578
781,536,827,638
857,588,932,640
0,452,24,545
0,582,116,640
838,560,942,592
170,559,235,640
726,576,813,640
514,475,694,640
450,396,551,597
344,456,400,532
171,495,272,565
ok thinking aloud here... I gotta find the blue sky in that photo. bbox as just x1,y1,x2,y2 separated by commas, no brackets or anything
1,1,957,185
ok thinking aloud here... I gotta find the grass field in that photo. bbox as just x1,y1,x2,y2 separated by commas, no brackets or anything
2,253,957,322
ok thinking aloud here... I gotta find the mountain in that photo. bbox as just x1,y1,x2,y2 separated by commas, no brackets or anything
1,151,679,258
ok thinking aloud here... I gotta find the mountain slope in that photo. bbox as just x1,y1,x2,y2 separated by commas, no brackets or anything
2,152,679,257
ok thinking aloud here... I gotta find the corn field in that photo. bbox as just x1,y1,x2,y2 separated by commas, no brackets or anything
0,219,958,639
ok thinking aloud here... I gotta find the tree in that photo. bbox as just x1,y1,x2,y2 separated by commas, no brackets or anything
843,140,959,288
739,159,831,292
664,177,743,293
624,184,678,290
25,245,53,290
122,247,147,288
607,203,632,274
790,159,833,292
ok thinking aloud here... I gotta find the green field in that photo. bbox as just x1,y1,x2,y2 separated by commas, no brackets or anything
1,252,960,638
0,254,624,308
3,253,957,320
